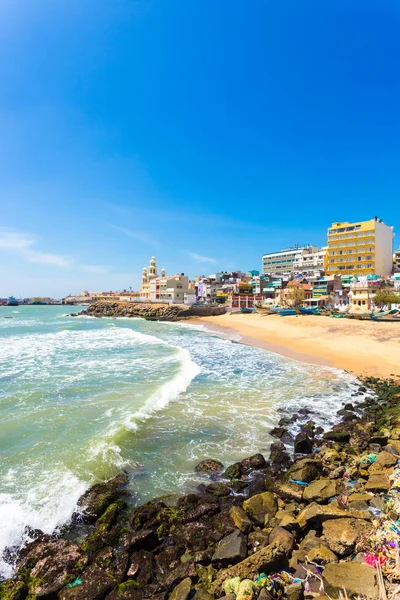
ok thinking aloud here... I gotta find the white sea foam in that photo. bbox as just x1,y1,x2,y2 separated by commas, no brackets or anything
0,470,87,579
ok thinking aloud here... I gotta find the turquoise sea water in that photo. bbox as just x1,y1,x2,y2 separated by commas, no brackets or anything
0,305,359,578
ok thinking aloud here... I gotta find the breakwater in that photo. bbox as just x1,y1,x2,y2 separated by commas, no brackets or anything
2,377,399,599
79,301,226,321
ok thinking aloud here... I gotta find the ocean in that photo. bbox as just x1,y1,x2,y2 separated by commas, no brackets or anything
0,305,360,579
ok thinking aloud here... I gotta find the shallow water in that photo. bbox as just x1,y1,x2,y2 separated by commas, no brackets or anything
0,305,360,578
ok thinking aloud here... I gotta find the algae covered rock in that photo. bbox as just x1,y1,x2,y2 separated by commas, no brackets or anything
195,459,224,474
169,577,192,600
229,505,252,534
76,473,128,521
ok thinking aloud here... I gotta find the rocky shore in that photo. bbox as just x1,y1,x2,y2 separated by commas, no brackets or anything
76,302,226,321
2,378,400,600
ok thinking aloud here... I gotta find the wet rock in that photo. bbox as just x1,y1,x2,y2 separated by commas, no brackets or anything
269,442,291,469
300,420,315,437
241,453,266,471
323,431,350,443
129,503,159,531
59,548,128,600
322,562,378,599
171,522,210,551
181,502,219,524
223,462,243,480
128,550,154,585
16,538,88,597
205,483,230,497
242,492,277,526
229,505,252,534
303,478,341,503
212,530,247,567
195,459,224,474
155,546,185,577
169,577,192,600
322,518,372,556
122,529,159,553
344,403,355,411
294,432,313,454
165,561,197,590
77,474,128,521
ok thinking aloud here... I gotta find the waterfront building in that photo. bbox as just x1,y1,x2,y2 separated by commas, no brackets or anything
293,247,327,276
149,273,189,304
326,217,394,277
262,245,318,275
349,279,379,311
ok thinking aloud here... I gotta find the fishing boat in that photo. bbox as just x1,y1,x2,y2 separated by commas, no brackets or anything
370,313,400,322
294,306,321,315
240,307,255,314
7,296,19,306
254,304,275,314
278,308,297,316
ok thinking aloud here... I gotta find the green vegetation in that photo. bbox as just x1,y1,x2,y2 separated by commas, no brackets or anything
374,288,400,307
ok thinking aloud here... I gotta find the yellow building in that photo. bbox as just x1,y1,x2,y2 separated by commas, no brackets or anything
326,217,394,277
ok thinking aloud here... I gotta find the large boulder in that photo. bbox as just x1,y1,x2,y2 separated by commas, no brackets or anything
195,459,224,474
76,474,128,521
268,526,295,553
322,562,378,599
364,473,390,492
241,453,266,471
287,458,323,483
242,492,278,526
59,548,128,599
294,432,313,454
269,442,291,469
296,502,372,529
322,518,372,556
212,530,247,567
303,479,341,503
16,539,88,597
230,505,253,534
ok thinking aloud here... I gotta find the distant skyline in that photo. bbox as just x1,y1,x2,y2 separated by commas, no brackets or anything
1,1,399,296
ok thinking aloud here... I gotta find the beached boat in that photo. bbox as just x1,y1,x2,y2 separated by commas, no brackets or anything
370,313,400,322
254,304,275,314
7,297,19,306
240,307,255,314
294,306,321,315
278,308,297,316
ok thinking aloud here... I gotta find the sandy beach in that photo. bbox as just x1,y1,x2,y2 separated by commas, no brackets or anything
195,313,400,378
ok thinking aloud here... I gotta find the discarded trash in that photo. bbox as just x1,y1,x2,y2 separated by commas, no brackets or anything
288,479,309,486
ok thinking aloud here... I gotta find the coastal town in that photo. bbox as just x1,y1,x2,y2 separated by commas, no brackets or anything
6,216,397,315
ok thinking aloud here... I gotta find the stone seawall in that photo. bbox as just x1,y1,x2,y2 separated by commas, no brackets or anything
78,301,226,321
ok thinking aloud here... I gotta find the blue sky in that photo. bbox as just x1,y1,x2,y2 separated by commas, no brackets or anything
1,0,399,297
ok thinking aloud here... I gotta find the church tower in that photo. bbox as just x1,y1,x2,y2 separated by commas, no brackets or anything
148,256,158,279
142,266,148,285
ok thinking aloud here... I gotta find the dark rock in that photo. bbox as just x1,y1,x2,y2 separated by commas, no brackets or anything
223,462,243,480
212,530,247,567
128,550,154,585
59,547,128,599
294,432,313,454
240,453,266,471
181,502,219,524
205,483,230,497
155,546,185,577
369,434,388,446
122,529,159,553
269,442,291,469
171,522,211,551
15,538,88,597
76,474,128,522
195,459,224,474
300,421,315,437
129,503,159,531
323,431,350,443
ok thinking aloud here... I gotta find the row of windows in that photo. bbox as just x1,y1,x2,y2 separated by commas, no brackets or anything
330,264,373,271
328,225,361,234
330,248,373,256
330,256,373,263
263,259,295,265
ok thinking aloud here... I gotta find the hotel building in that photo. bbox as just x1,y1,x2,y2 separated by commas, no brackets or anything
262,245,318,275
326,218,394,277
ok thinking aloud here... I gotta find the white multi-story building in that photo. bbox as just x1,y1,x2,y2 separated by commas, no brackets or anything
262,245,318,275
149,273,189,304
293,247,327,276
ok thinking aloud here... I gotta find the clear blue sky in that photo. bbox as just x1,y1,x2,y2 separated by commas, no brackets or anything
1,0,399,297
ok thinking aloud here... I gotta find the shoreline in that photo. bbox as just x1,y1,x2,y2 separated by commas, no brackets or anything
190,313,400,379
3,378,400,599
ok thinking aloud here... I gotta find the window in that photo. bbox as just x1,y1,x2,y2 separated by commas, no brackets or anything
357,257,362,261
346,265,354,270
